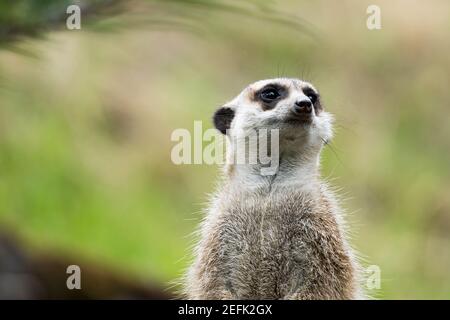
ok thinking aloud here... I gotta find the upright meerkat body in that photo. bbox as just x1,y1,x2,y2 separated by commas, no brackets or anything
185,78,363,299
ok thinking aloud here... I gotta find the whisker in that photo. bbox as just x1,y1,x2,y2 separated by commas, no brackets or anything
321,137,346,169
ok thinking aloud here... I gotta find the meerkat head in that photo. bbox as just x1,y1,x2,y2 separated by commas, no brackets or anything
213,78,333,166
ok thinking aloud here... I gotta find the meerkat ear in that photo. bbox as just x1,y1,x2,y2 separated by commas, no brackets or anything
213,106,235,135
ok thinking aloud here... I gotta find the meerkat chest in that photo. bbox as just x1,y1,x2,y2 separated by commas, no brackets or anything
214,190,320,298
219,189,316,239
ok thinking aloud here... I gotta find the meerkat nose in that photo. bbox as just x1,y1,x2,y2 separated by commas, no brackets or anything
294,99,313,114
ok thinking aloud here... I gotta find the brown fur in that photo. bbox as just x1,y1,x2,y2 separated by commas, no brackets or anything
186,182,360,299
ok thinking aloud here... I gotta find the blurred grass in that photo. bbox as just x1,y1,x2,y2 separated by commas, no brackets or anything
0,0,450,298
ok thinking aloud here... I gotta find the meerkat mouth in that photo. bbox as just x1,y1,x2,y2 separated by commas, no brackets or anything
284,115,313,125
282,116,312,141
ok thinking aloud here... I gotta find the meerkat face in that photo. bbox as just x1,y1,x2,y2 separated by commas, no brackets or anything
213,78,333,153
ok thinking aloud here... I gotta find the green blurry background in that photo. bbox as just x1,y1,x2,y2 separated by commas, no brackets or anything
0,0,449,299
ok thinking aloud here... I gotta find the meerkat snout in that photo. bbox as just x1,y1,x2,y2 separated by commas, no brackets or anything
293,99,313,115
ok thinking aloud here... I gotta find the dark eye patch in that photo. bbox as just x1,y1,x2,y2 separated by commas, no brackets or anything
302,86,323,114
302,87,319,103
260,87,280,102
254,84,288,110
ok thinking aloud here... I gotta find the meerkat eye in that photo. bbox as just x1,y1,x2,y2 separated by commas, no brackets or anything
307,93,317,103
260,87,281,102
303,88,318,104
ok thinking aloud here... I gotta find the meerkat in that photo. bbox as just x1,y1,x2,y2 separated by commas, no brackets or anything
184,78,363,300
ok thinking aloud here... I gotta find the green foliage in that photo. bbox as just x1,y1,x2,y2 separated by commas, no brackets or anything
0,0,120,43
